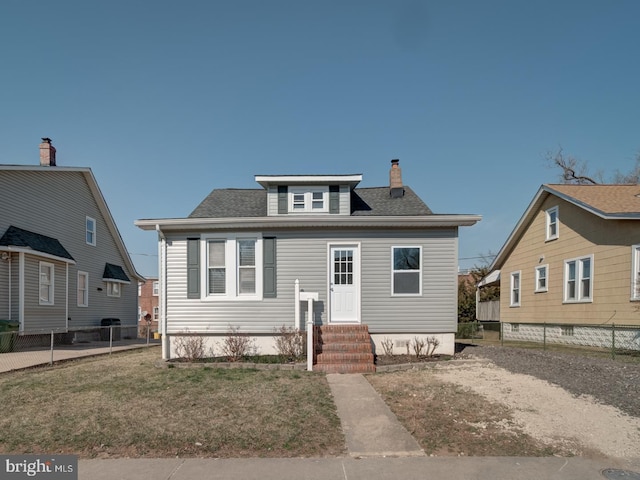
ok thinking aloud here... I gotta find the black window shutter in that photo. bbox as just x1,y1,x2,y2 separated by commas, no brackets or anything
263,237,277,298
187,238,200,298
329,185,340,214
277,186,288,214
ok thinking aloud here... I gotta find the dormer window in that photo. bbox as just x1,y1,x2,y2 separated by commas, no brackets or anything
289,187,329,213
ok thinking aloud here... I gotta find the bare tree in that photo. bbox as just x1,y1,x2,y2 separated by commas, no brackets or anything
547,147,640,185
612,155,640,184
546,148,599,184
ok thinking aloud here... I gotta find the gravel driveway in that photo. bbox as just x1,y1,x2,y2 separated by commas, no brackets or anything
463,345,640,418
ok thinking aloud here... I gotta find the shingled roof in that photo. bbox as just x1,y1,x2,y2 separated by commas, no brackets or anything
189,185,433,218
0,225,74,261
190,189,267,217
351,187,432,216
546,184,640,217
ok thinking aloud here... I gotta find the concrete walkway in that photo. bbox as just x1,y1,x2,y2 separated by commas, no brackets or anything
326,373,424,457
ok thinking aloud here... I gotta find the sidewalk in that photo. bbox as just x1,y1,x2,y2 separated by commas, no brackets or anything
79,455,640,480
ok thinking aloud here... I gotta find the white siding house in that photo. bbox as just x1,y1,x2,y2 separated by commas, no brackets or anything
136,160,481,364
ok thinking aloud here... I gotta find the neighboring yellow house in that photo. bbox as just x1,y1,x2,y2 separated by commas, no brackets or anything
486,184,640,350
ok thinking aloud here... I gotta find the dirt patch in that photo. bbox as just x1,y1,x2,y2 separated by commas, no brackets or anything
368,367,576,457
431,360,640,458
369,349,640,459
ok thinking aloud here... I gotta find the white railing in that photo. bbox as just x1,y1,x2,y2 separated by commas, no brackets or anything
294,279,318,371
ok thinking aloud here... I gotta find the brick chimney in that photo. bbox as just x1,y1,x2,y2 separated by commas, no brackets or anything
389,159,404,198
39,138,56,166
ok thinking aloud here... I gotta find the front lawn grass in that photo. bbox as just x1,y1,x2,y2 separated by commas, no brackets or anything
0,347,345,458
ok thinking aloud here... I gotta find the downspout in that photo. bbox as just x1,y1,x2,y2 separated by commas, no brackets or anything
156,225,169,360
7,254,11,320
65,263,69,331
19,252,24,332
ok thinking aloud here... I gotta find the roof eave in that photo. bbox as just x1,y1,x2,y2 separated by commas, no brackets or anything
254,174,363,189
135,214,482,232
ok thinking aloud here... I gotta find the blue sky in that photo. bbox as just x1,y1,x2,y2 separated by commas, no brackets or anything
1,1,639,277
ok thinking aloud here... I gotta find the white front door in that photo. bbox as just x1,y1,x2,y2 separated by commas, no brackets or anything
329,245,360,323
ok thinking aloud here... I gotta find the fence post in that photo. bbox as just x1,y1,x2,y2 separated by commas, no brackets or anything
543,323,546,351
611,323,616,360
50,330,54,365
500,322,504,347
109,326,113,355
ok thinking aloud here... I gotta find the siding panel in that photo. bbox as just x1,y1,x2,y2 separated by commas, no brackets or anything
164,228,459,335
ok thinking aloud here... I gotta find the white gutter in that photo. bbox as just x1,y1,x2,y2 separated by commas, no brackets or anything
135,214,482,232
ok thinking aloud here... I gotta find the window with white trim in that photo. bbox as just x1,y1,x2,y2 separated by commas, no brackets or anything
77,271,89,307
289,187,329,213
39,262,54,305
392,246,422,295
564,255,593,302
204,236,262,300
510,271,521,307
631,245,640,300
86,216,96,246
207,240,226,295
107,281,121,297
152,281,159,296
535,265,548,293
237,239,256,294
153,306,159,320
546,206,559,241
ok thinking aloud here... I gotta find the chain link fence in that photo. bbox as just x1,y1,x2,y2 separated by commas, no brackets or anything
457,321,640,358
0,325,160,373
500,322,640,358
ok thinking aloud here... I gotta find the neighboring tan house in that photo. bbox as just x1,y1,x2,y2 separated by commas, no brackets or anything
138,277,159,334
486,184,640,350
0,139,144,337
136,160,481,369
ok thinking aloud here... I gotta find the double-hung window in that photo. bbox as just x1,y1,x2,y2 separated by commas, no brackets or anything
510,271,521,307
39,262,54,305
207,240,226,295
564,255,593,302
152,281,159,296
237,240,256,294
77,271,89,307
204,236,262,300
392,246,422,295
535,265,548,293
86,216,96,246
546,206,559,241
